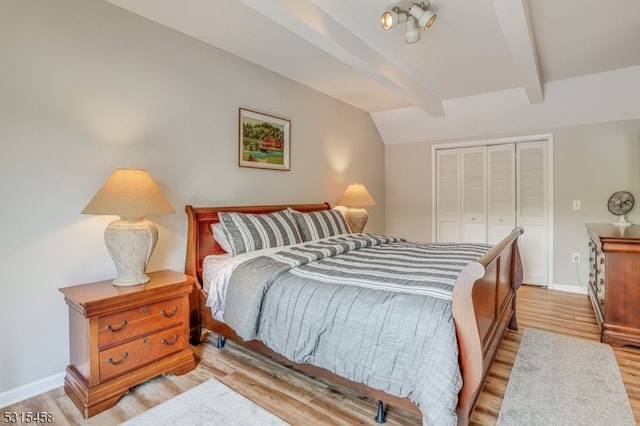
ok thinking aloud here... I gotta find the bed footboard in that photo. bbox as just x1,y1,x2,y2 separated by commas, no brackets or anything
452,227,524,424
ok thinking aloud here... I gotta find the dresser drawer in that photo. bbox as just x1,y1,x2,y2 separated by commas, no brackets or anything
99,324,185,382
98,297,183,348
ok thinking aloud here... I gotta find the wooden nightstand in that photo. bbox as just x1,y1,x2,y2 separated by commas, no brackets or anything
59,270,196,418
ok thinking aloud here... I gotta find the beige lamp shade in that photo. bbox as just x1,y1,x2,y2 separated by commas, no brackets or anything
337,183,376,233
337,183,376,207
82,168,175,286
82,168,175,217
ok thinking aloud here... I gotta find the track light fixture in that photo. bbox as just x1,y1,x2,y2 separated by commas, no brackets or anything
404,16,420,44
409,3,436,30
381,1,437,43
381,7,407,30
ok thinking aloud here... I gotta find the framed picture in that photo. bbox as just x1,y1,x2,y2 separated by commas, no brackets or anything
239,108,290,171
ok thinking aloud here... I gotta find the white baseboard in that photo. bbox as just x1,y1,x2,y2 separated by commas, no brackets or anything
0,372,64,409
548,282,588,295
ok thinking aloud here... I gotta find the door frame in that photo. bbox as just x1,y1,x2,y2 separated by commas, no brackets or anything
431,133,554,287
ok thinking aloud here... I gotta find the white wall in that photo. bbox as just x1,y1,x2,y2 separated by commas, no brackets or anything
386,119,640,290
0,0,385,401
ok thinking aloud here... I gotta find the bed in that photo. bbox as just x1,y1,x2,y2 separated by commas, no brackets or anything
184,202,523,425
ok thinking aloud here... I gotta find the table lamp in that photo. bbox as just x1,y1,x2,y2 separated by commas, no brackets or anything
82,168,175,286
337,183,376,233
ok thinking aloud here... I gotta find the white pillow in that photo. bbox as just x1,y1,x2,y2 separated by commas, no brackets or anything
211,222,233,254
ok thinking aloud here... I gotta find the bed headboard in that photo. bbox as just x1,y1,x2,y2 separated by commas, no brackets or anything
184,202,331,286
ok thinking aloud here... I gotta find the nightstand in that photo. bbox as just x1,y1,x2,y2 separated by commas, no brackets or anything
59,270,196,418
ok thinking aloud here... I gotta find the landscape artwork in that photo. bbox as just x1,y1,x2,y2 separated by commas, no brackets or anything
239,108,290,171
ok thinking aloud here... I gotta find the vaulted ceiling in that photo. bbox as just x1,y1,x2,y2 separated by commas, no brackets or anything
106,0,640,143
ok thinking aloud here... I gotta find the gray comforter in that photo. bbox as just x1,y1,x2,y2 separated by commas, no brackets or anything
222,234,492,425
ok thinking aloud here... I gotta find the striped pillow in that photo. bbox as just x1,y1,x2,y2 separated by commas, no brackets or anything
218,210,302,255
290,209,351,242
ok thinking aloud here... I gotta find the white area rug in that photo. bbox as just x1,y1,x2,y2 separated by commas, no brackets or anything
497,328,635,426
120,379,289,425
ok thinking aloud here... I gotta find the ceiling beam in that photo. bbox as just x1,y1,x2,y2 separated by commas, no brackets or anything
491,0,543,103
240,0,445,117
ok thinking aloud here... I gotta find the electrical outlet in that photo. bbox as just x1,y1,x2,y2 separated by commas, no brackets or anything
572,253,581,263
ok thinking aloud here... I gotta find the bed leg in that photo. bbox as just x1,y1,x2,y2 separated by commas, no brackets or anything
189,324,202,345
217,335,226,349
508,295,519,331
375,400,387,423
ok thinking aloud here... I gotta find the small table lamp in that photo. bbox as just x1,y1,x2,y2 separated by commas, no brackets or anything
337,183,376,233
82,168,175,286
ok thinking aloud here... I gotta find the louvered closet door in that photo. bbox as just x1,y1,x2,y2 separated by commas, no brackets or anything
461,147,487,243
436,149,461,242
487,144,516,244
517,141,547,286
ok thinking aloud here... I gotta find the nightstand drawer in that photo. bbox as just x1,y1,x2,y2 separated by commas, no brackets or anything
99,324,185,382
98,297,183,348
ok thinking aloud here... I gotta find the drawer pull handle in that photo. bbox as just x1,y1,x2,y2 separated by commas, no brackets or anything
105,320,127,333
161,335,179,346
107,352,128,366
161,307,178,318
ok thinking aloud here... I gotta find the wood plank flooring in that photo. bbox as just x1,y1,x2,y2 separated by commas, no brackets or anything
3,285,640,425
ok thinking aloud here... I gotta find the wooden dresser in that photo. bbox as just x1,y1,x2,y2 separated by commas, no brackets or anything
586,223,640,347
59,270,196,417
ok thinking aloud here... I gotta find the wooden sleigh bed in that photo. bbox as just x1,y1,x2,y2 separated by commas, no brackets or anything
184,202,524,425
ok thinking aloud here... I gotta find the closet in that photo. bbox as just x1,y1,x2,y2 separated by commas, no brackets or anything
435,140,548,286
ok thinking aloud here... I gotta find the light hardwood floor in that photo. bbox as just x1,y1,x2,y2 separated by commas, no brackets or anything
3,285,640,425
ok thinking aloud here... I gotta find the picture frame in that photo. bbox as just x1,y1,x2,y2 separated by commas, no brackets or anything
239,108,290,171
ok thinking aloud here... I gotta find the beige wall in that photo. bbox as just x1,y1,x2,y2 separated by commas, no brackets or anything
386,119,640,290
0,0,385,397
385,142,433,241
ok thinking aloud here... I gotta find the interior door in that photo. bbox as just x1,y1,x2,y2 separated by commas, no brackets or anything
487,144,516,244
435,139,550,286
436,149,461,242
461,146,487,243
516,141,547,286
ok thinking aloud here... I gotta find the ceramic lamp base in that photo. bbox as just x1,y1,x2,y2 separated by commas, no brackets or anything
104,216,157,286
344,208,369,233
